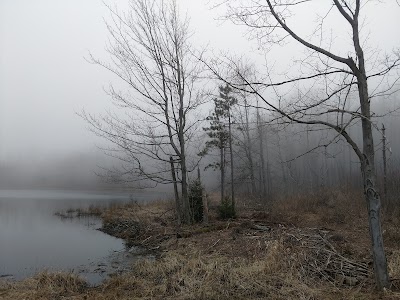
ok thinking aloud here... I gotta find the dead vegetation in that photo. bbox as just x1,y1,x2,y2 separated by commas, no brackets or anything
0,272,87,300
2,188,400,299
55,205,104,219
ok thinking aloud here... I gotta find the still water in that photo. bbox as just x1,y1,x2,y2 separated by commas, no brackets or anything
0,189,159,285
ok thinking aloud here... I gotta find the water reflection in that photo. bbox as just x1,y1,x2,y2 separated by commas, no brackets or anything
0,190,153,285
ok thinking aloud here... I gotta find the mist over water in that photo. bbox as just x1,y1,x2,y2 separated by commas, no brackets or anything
0,189,160,284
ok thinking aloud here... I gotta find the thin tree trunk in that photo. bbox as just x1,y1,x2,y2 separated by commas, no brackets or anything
178,119,191,224
276,134,288,196
382,124,387,199
220,145,225,203
266,159,271,198
198,167,209,225
244,96,256,194
229,113,235,211
257,107,267,199
180,148,190,224
306,126,314,190
175,28,191,225
177,111,190,224
170,156,181,225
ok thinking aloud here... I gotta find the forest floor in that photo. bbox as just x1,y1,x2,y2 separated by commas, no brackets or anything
1,189,400,299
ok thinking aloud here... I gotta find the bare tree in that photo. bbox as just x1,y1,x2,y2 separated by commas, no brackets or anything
256,103,268,199
234,89,257,194
82,0,205,224
210,0,400,289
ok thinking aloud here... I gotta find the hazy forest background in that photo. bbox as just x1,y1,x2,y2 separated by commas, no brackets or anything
1,0,400,294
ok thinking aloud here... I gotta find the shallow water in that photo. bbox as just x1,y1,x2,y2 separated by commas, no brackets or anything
0,189,159,284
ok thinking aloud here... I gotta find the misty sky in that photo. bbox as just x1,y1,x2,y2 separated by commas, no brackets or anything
0,0,248,165
1,0,399,167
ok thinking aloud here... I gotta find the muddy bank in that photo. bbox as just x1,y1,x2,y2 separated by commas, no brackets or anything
98,201,177,250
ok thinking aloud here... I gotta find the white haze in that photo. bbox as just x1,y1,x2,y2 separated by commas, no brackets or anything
0,0,399,189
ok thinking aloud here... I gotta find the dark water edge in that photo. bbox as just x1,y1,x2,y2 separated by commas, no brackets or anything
0,189,163,285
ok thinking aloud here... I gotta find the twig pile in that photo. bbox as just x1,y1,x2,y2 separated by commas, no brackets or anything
101,218,141,238
285,228,370,286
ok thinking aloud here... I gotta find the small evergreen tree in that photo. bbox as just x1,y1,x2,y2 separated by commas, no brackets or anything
218,196,236,219
202,84,237,215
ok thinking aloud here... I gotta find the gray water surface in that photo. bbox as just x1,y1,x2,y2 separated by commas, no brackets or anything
0,189,159,285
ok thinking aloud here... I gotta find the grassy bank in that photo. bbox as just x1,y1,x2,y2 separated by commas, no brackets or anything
2,189,400,299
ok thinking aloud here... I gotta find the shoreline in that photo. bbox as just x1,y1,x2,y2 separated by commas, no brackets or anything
2,195,400,299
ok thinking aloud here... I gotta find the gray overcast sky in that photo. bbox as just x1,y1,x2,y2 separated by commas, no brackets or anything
0,0,250,164
1,0,399,165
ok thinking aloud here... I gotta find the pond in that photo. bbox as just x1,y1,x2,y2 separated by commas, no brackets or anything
0,189,161,285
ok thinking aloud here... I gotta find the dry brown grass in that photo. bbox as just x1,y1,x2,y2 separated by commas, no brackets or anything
0,271,87,300
389,250,400,290
101,199,176,227
99,199,177,248
3,189,400,299
3,248,399,300
264,188,365,226
100,251,322,300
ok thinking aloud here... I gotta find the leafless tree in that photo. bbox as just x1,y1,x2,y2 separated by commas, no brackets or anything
256,103,269,199
81,0,205,224
233,87,257,194
209,0,400,289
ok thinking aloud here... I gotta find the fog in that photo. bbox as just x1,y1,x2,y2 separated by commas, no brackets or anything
0,0,246,189
1,0,399,191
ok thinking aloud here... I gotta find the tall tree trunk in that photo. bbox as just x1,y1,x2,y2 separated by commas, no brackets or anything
382,124,387,199
170,156,181,225
244,96,256,194
179,144,191,224
198,166,209,224
257,107,267,199
175,31,191,224
220,145,225,203
361,136,389,289
351,11,389,287
228,113,235,211
266,159,271,198
358,78,389,289
177,107,190,224
276,134,288,196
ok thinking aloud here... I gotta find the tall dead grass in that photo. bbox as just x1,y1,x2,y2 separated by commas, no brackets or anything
100,249,326,300
91,241,399,300
267,188,365,225
102,199,175,223
389,251,400,281
0,271,87,300
2,249,399,300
